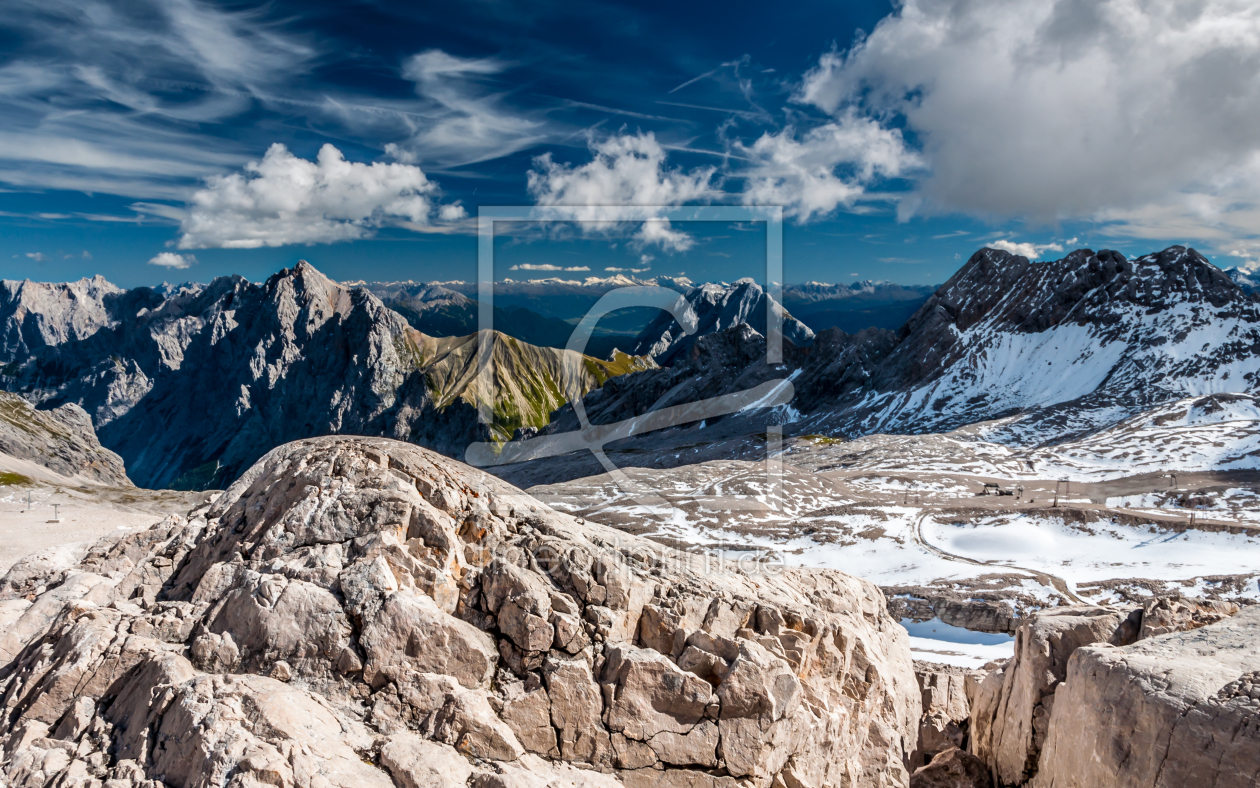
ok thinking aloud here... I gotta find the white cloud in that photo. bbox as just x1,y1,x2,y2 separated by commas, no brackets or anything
438,202,467,221
1226,247,1260,272
178,143,455,248
603,266,651,273
795,0,1260,249
509,264,590,272
528,132,716,252
25,252,45,262
737,109,920,220
148,251,196,268
988,240,1064,260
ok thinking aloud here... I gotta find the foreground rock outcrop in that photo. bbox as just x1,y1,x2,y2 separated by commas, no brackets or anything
968,598,1256,787
0,436,920,787
1034,605,1260,788
968,606,1142,786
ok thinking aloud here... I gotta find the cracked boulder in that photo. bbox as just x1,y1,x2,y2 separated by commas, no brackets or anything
0,436,920,788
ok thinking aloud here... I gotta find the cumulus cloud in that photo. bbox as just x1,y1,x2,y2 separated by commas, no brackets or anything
737,110,921,220
527,132,716,251
148,251,196,268
177,143,463,248
438,202,467,221
795,0,1260,245
25,252,45,262
988,240,1064,260
509,264,590,272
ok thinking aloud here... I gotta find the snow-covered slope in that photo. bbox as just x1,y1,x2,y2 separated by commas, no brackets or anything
814,246,1260,439
1025,393,1260,480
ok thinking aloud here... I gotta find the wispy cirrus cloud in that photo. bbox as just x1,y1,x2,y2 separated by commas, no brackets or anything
0,0,314,199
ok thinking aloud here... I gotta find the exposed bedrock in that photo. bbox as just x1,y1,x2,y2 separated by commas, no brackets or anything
968,606,1143,786
969,597,1254,787
0,436,921,788
1033,605,1260,788
911,664,979,772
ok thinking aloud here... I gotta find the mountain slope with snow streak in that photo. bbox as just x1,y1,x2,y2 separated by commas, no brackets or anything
807,246,1260,440
1025,393,1260,480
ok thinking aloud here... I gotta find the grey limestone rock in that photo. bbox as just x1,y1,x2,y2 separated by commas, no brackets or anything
0,435,921,788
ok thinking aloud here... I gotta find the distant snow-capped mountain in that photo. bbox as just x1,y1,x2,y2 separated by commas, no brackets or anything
782,280,936,305
1226,266,1260,297
631,278,815,365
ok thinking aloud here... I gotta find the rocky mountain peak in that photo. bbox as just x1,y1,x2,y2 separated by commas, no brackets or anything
0,275,126,356
631,278,814,365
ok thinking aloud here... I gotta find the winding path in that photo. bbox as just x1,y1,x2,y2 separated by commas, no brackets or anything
911,509,1087,604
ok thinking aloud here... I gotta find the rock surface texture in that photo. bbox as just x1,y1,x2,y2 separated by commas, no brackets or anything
0,391,131,485
968,600,1259,787
968,606,1141,786
910,748,992,788
0,436,921,788
911,664,978,771
1033,605,1260,788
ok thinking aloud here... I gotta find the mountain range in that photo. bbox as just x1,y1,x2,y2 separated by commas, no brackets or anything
0,262,651,489
4,244,1256,490
528,245,1260,465
355,275,935,355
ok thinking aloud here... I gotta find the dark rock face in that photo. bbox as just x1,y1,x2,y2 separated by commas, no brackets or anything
910,748,993,788
830,245,1260,437
0,391,130,485
632,279,815,366
546,323,808,432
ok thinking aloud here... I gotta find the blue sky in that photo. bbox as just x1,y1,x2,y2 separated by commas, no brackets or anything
2,0,1259,288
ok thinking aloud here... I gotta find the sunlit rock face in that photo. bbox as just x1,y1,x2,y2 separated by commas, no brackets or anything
0,435,922,788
